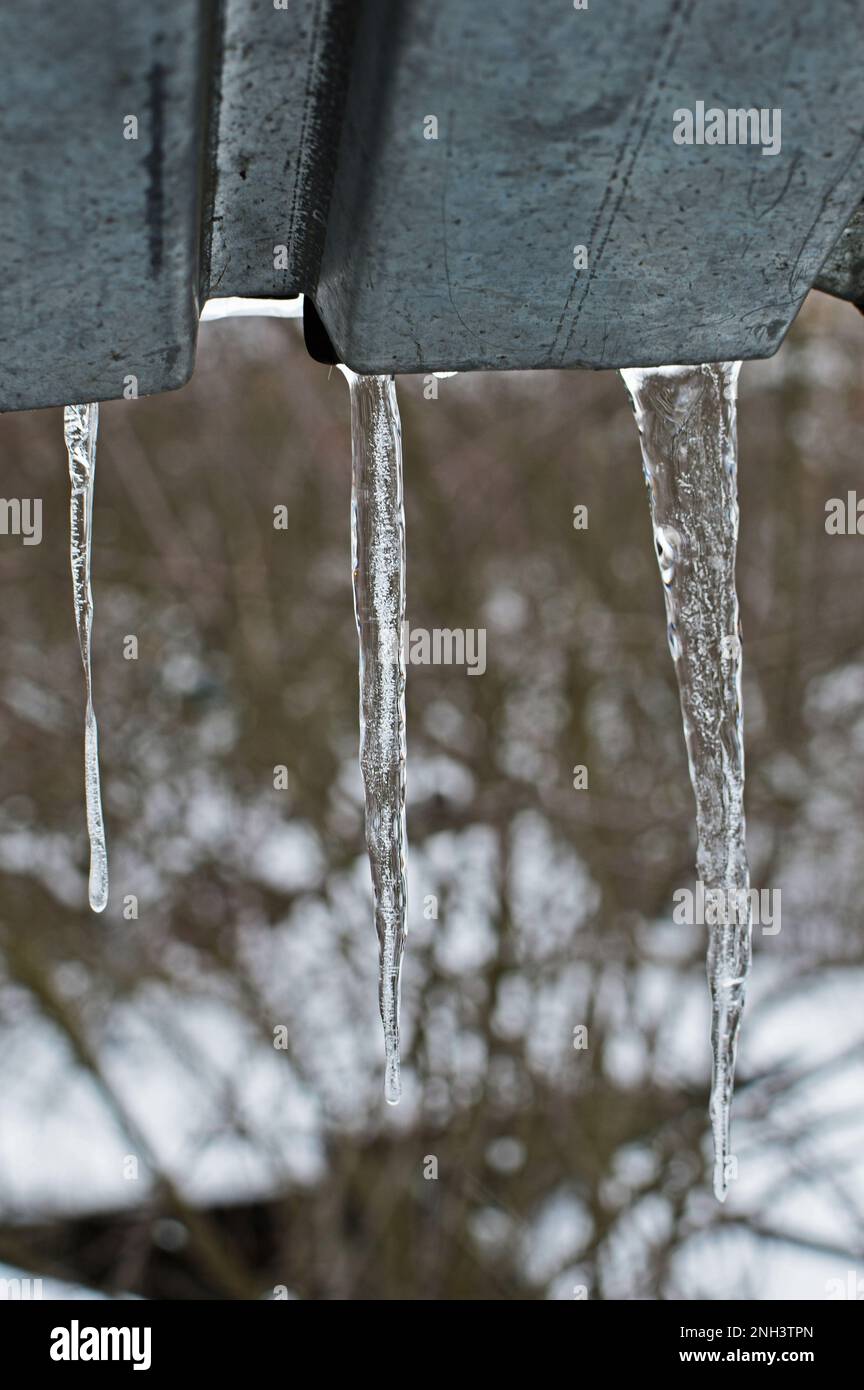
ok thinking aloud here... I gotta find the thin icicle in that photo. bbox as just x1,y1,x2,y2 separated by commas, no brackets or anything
340,368,408,1104
621,363,749,1202
64,403,108,914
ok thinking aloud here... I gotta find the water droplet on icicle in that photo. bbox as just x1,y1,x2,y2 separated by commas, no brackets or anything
620,362,750,1202
64,403,108,914
339,368,408,1104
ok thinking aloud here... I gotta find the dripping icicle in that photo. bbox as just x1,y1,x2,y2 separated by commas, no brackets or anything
621,362,750,1201
64,403,109,914
340,369,408,1104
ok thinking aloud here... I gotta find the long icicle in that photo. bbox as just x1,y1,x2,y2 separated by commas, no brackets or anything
621,363,750,1201
340,369,408,1104
64,403,108,914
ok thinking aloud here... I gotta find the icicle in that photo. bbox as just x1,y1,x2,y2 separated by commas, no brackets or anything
64,403,108,914
620,363,749,1202
339,369,408,1104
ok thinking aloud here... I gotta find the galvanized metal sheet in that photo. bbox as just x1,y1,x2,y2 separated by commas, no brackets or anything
315,0,864,373
816,202,864,309
207,0,355,300
1,0,862,410
0,0,211,412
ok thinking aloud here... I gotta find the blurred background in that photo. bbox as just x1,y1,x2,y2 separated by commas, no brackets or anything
0,293,862,1300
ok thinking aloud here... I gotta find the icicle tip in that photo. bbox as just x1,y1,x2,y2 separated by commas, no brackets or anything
384,1055,402,1106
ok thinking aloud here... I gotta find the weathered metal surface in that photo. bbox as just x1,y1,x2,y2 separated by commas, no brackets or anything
0,0,862,411
815,202,864,310
315,0,864,373
207,0,356,301
0,1,212,412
